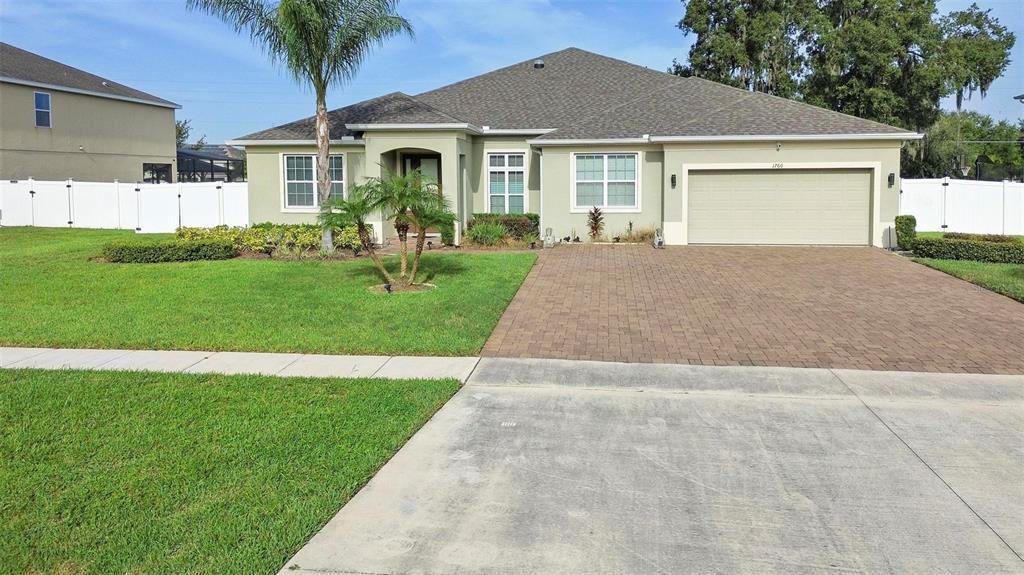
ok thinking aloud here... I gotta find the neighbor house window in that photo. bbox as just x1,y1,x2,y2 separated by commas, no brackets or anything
488,153,525,214
574,153,638,210
34,92,51,128
283,154,344,209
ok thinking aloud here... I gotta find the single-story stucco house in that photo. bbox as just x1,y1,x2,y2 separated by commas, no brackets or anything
230,47,921,247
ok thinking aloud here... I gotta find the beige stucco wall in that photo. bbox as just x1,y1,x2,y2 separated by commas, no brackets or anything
538,145,665,241
245,144,367,225
0,82,176,182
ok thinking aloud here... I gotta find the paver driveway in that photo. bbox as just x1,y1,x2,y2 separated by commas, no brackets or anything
483,245,1024,374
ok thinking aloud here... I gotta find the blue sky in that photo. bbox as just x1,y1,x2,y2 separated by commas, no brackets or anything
1,0,1020,143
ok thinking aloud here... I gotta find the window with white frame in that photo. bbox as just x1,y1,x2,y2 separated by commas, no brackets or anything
574,153,638,209
34,92,51,128
283,154,344,208
488,153,525,214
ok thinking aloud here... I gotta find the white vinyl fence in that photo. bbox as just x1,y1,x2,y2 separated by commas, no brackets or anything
900,178,1024,235
0,179,249,233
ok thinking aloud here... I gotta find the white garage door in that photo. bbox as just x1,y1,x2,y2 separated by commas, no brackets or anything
688,169,872,245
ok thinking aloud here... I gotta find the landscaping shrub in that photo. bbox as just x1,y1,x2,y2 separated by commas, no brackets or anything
466,221,507,246
894,215,916,250
587,206,604,240
944,232,1020,243
103,239,237,263
468,213,539,239
913,238,1024,264
176,223,364,255
440,221,455,246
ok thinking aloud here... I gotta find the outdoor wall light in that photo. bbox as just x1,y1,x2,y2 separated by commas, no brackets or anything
888,172,896,188
671,174,677,188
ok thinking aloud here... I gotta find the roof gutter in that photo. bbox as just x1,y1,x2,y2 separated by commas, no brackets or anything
0,76,180,109
226,139,366,146
529,132,922,145
345,123,483,134
649,133,923,142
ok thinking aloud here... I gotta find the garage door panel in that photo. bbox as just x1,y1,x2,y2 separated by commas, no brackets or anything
688,169,871,245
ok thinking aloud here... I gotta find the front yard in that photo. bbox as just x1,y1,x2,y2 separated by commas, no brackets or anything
0,227,535,355
914,258,1024,303
0,368,459,574
912,231,1024,303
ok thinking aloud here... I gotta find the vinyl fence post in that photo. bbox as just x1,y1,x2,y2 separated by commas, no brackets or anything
66,178,74,226
29,176,35,226
114,180,121,229
135,185,142,232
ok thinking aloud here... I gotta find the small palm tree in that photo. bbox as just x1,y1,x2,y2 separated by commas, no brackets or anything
188,0,413,250
370,168,436,282
407,192,454,284
319,183,393,284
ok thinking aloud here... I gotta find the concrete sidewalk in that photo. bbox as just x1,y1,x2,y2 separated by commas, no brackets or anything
281,357,1024,574
0,347,479,381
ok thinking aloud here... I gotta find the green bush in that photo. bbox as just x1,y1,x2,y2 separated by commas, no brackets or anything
469,213,539,239
103,239,237,263
440,221,455,246
176,223,364,255
466,221,507,246
913,238,1024,264
944,232,1020,243
894,215,916,250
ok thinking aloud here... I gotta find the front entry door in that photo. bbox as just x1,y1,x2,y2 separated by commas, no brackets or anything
402,155,441,187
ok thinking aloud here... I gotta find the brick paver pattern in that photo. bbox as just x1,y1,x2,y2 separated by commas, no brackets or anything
482,245,1024,374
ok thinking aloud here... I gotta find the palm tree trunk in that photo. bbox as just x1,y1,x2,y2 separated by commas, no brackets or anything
359,223,393,284
395,220,409,282
315,90,334,251
410,227,427,284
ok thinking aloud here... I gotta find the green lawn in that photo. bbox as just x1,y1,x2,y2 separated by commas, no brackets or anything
0,227,535,355
0,368,459,574
915,257,1024,303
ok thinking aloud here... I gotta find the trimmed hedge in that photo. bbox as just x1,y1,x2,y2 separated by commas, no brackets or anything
913,238,1024,264
468,213,539,239
177,223,364,254
944,232,1020,243
103,239,237,263
894,215,916,250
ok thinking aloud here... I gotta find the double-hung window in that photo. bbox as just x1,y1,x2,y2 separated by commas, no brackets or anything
34,92,51,128
488,153,525,214
574,153,638,210
283,154,344,209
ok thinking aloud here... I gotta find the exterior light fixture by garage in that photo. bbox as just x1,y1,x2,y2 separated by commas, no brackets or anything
888,173,895,188
670,174,677,188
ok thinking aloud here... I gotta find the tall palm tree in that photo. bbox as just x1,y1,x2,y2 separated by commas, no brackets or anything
188,0,413,249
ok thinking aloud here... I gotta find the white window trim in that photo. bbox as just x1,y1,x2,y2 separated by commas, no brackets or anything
34,91,51,128
279,153,345,212
570,151,642,213
486,150,528,214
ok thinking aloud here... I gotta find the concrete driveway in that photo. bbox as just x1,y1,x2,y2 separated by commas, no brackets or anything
280,359,1024,574
482,245,1024,374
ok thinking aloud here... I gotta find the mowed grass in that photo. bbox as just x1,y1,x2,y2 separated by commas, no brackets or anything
0,368,459,574
915,258,1024,303
0,227,536,355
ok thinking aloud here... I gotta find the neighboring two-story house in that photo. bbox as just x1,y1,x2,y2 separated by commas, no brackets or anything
0,42,179,183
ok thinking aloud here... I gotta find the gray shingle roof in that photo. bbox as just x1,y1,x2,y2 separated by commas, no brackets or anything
0,42,178,108
236,92,463,140
414,47,678,129
540,76,912,140
237,47,913,142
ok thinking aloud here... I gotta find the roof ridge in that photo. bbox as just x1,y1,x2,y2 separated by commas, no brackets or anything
684,76,913,134
0,42,175,106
